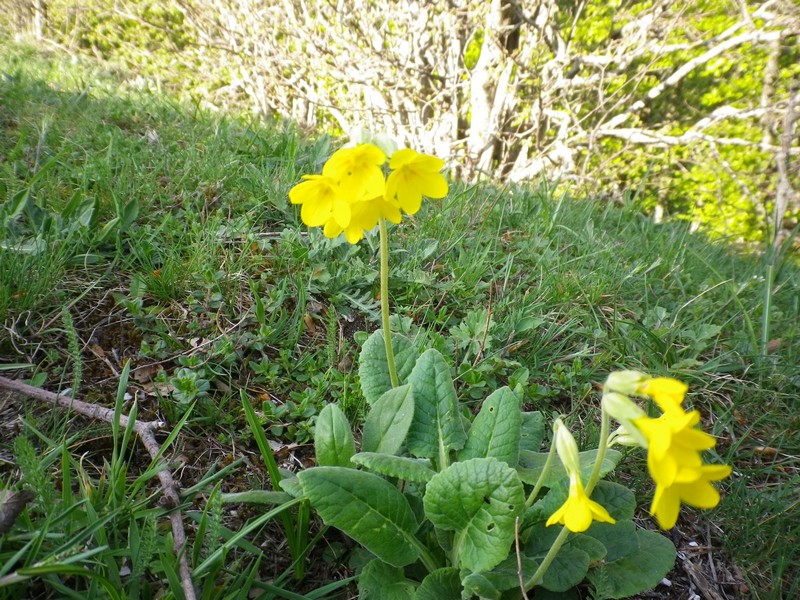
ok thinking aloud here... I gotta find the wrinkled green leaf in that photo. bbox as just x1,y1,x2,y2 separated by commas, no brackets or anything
540,544,590,592
414,567,461,600
461,554,537,598
521,522,591,592
315,404,355,467
277,476,304,498
359,331,418,404
407,349,466,461
520,411,545,452
362,384,415,455
351,453,435,483
358,559,416,599
567,534,607,564
588,529,676,598
590,480,636,521
298,467,420,567
458,386,521,466
423,457,524,572
584,520,638,562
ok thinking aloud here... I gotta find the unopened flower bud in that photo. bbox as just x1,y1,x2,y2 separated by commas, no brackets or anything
604,370,650,396
608,424,646,448
602,391,646,421
372,133,400,158
553,418,581,475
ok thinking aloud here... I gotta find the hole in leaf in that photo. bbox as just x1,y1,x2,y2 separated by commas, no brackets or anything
487,522,495,532
483,496,490,504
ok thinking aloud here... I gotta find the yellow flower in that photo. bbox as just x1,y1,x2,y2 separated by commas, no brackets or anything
634,409,716,487
385,148,448,215
289,175,351,228
650,464,732,529
546,472,616,532
321,196,402,244
323,144,386,201
638,377,688,412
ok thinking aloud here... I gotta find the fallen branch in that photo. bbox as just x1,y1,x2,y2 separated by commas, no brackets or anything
0,376,197,600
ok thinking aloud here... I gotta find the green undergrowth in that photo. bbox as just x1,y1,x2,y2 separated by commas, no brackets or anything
1,41,798,599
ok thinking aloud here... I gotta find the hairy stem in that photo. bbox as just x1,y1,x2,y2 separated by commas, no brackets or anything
379,218,399,387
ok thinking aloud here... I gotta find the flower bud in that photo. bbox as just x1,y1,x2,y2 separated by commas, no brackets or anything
372,133,400,158
602,391,646,421
604,370,650,396
553,418,581,474
608,424,646,448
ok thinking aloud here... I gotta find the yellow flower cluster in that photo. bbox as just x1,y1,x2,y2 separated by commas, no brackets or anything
288,143,448,244
604,373,731,529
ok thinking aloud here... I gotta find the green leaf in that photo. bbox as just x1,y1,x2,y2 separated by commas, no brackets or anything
407,349,466,461
584,520,638,562
315,404,355,467
298,467,420,567
520,411,545,452
359,331,418,405
517,449,623,486
460,572,502,599
590,480,636,521
521,522,591,592
423,457,524,572
351,453,435,483
278,476,303,498
588,530,676,598
567,534,607,564
461,554,537,598
414,567,461,600
540,545,590,592
358,559,416,599
362,384,415,454
458,386,521,466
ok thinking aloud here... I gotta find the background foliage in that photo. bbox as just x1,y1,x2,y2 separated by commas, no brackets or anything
1,0,798,243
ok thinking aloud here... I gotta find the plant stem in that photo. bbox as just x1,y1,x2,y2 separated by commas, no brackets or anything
408,534,441,574
586,404,611,496
526,437,557,508
379,217,399,388
524,525,570,590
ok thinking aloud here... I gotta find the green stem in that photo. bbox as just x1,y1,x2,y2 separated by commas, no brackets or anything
586,403,611,496
526,437,557,508
379,218,399,388
524,525,570,590
408,535,440,574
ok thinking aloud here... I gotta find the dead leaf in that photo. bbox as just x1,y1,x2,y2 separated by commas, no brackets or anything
0,490,35,535
132,364,163,384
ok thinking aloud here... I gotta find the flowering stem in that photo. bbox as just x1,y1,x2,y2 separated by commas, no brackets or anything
379,218,399,388
524,525,570,590
526,437,557,508
586,403,611,496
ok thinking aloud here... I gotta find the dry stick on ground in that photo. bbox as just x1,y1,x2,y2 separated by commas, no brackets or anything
0,376,197,600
